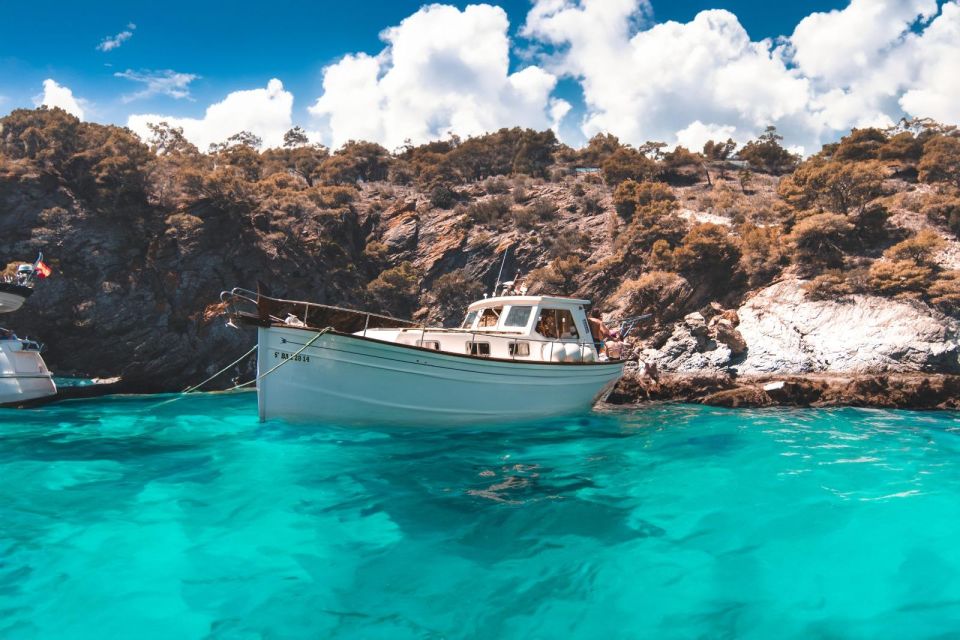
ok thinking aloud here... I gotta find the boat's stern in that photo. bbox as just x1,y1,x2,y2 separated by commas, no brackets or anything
0,339,57,405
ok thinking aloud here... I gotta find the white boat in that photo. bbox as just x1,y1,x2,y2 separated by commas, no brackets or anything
0,268,57,406
223,288,625,425
0,280,33,313
0,335,57,405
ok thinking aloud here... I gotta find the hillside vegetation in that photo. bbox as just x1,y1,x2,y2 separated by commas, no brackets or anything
1,107,959,388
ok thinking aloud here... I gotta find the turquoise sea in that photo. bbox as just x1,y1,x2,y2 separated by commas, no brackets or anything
2,393,960,639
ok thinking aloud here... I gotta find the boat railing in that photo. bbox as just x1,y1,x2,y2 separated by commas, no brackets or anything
222,287,425,332
19,339,44,352
221,287,619,364
1,274,36,287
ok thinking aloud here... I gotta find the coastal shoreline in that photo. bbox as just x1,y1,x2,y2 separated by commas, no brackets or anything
607,371,960,410
10,371,959,412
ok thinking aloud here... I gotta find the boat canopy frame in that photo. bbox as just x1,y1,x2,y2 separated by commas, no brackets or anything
220,287,615,364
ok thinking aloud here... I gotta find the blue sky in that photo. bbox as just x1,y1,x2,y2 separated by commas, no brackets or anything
1,1,956,152
1,0,840,124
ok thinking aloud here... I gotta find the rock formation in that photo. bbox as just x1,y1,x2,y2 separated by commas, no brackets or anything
734,278,960,374
2,108,959,408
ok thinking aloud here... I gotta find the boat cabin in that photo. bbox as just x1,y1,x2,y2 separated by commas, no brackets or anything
359,295,600,363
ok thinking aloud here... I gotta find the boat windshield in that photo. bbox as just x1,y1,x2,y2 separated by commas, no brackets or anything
536,309,580,340
503,305,532,328
461,310,478,328
477,307,502,328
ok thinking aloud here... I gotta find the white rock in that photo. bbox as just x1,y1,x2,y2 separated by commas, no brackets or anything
734,279,960,374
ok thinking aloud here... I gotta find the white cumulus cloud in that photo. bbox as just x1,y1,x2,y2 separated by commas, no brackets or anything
896,1,960,125
789,0,936,85
34,79,85,120
97,23,136,52
114,69,199,102
524,2,813,150
114,1,960,155
308,3,564,149
127,78,297,150
523,0,960,152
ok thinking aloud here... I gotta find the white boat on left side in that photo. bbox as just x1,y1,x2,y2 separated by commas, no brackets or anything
0,333,57,405
0,264,57,406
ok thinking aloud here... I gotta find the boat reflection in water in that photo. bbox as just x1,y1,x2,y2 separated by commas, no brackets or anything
222,287,625,426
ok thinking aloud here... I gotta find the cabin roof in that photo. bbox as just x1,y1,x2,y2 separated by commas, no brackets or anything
467,295,591,311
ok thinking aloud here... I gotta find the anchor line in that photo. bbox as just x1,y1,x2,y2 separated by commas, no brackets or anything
228,327,330,391
144,327,330,411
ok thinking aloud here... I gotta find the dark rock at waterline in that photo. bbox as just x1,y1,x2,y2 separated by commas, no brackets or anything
607,372,960,410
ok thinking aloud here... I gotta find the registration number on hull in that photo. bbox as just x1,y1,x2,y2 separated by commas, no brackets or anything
272,350,310,363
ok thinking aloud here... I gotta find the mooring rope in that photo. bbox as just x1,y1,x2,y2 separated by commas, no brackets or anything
145,326,331,411
225,327,330,391
182,344,258,395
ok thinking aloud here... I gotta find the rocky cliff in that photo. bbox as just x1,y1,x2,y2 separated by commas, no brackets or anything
2,108,959,402
638,277,960,376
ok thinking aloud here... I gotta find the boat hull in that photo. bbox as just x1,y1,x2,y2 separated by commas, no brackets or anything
257,326,625,425
0,283,32,314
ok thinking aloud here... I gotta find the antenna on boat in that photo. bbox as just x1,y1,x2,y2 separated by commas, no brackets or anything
492,246,510,297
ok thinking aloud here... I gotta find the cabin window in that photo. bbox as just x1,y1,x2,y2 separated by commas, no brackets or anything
417,340,440,350
556,309,580,339
467,342,491,357
535,309,580,340
535,309,559,339
509,342,530,357
477,307,502,328
461,311,478,328
503,305,532,327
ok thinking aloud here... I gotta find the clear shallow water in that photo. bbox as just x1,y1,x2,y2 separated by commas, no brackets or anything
2,394,960,639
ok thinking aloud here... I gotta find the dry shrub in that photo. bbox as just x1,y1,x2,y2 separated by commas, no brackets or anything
672,223,741,286
483,176,510,194
803,270,854,300
363,241,388,260
921,193,960,236
613,179,675,219
431,269,485,324
738,224,785,287
313,185,357,208
867,259,934,296
464,196,512,225
883,229,945,266
580,194,603,215
430,184,458,209
705,183,743,216
930,270,960,314
527,255,585,295
543,229,590,258
786,212,854,271
616,271,692,323
513,198,556,229
367,261,420,316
